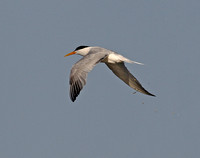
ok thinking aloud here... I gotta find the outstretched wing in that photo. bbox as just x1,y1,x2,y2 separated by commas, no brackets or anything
69,53,108,102
106,62,155,96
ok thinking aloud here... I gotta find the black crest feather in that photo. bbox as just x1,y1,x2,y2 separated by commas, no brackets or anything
74,46,89,51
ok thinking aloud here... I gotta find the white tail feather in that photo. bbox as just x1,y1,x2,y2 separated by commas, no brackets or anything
131,61,144,65
115,54,144,65
125,58,144,65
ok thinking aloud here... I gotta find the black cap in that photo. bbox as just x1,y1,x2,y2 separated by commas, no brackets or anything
74,46,89,51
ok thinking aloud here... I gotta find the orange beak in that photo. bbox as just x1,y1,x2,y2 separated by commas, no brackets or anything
64,51,76,57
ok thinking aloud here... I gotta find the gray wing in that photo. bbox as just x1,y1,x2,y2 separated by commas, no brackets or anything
106,62,155,96
69,53,108,102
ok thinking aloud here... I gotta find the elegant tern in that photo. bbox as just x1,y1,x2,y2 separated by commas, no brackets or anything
65,46,155,102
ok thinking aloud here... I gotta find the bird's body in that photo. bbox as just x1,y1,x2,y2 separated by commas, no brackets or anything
65,46,155,102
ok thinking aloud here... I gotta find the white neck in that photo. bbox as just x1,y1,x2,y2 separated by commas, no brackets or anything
76,47,91,56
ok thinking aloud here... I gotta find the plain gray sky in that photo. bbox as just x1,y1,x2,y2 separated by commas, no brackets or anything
1,0,200,157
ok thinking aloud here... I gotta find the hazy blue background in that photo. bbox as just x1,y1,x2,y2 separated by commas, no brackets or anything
1,0,200,157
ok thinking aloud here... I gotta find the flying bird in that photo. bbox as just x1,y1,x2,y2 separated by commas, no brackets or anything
65,46,155,102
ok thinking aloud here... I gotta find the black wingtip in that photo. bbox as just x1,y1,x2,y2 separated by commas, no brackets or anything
71,97,76,102
140,88,156,97
146,91,156,97
149,93,156,97
70,94,77,102
145,91,156,97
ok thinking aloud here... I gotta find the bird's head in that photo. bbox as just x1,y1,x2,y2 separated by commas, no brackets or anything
64,46,90,57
